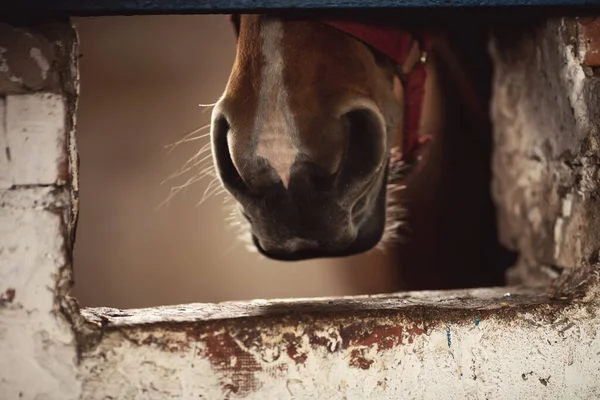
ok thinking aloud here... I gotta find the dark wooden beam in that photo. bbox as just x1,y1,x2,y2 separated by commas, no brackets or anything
2,0,600,17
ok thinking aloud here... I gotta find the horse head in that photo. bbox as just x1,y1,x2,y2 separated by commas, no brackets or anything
210,14,432,261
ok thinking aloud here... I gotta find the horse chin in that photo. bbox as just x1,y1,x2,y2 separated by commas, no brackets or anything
248,167,389,262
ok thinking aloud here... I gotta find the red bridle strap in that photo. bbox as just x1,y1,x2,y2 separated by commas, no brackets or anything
228,15,432,163
317,19,432,164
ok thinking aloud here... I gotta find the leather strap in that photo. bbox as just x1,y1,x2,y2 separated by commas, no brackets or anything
317,18,432,163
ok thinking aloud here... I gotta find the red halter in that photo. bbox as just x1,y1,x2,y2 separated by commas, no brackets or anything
228,15,432,164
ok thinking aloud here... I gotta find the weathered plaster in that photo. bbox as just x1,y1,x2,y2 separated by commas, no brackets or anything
5,93,68,185
0,206,80,400
78,283,600,399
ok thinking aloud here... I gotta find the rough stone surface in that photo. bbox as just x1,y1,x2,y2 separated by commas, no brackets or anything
490,18,600,285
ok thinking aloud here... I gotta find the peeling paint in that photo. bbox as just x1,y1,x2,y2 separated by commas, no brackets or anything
75,284,600,399
78,282,600,398
562,194,574,217
0,287,16,304
554,217,565,259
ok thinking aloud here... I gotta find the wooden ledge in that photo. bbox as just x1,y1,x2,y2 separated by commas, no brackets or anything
82,286,561,328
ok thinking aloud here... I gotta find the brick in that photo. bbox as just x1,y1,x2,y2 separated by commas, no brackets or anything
5,93,67,186
0,208,66,311
0,206,80,400
579,17,600,66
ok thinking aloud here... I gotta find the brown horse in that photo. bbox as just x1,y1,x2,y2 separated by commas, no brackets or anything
209,13,476,262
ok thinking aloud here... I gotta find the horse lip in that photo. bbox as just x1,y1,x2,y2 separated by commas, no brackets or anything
251,234,356,261
237,158,390,260
250,172,388,261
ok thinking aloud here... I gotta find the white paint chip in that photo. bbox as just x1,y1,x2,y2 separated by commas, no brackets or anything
29,47,50,80
562,194,574,217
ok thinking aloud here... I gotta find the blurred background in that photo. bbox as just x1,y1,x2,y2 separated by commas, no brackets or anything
71,15,399,308
71,15,515,310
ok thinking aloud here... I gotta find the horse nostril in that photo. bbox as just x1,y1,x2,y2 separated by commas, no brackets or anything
211,114,247,196
337,107,386,189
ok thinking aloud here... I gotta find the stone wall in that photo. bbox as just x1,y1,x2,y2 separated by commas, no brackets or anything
490,17,600,285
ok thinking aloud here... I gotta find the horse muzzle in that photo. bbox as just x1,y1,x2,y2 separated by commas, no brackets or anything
211,100,389,260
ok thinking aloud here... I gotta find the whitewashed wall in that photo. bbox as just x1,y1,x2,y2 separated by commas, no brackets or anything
0,22,81,399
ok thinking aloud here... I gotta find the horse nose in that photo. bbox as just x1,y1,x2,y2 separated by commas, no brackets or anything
211,104,386,199
210,100,388,259
211,111,297,195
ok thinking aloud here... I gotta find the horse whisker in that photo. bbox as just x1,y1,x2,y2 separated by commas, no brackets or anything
196,178,222,207
198,101,218,115
164,124,211,154
161,161,215,185
162,155,215,185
